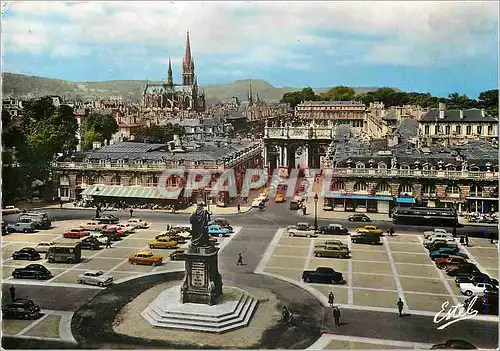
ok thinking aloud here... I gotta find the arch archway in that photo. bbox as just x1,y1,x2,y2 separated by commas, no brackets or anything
398,183,414,196
375,182,390,194
110,175,121,186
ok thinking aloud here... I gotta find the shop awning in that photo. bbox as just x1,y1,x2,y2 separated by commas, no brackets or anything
466,197,499,201
326,194,393,201
81,185,178,200
395,197,416,204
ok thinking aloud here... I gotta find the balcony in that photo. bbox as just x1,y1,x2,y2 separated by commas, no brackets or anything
322,168,497,180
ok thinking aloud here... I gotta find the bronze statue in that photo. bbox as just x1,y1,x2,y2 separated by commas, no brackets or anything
189,202,212,247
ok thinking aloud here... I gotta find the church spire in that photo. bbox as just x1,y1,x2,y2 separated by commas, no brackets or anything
182,30,195,86
184,30,192,62
167,57,173,86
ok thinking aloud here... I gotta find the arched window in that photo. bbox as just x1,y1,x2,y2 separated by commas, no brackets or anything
469,165,480,172
129,176,141,186
446,164,456,171
422,184,437,196
375,182,390,194
401,164,410,170
110,175,121,186
76,174,85,186
377,162,387,170
94,176,105,185
59,175,70,186
353,181,367,192
355,162,365,169
445,184,460,197
147,175,159,186
469,185,483,197
399,184,413,195
422,163,429,171
330,180,346,191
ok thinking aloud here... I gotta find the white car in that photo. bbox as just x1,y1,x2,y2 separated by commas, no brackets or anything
77,270,113,287
80,221,107,231
2,206,22,215
423,228,450,240
127,218,149,229
459,282,496,296
251,198,263,208
423,236,456,247
35,242,55,253
117,223,136,232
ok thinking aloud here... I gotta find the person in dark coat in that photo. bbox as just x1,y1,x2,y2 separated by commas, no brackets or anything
465,233,469,247
105,235,112,249
10,285,16,301
282,306,289,322
333,306,341,328
237,253,243,266
388,227,395,236
302,206,307,216
129,208,133,218
237,204,241,213
397,298,404,317
328,292,335,307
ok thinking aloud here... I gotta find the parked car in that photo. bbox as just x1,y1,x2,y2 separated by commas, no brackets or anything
169,249,186,261
274,193,286,203
35,242,55,253
63,228,90,239
302,267,346,284
79,221,107,231
424,236,457,248
95,232,121,242
77,270,113,286
288,226,318,238
101,225,127,237
46,242,82,264
464,294,498,315
251,198,264,208
351,232,381,245
429,247,469,260
455,274,499,287
129,250,163,266
127,218,149,229
7,221,36,233
93,214,119,224
435,255,469,270
317,224,348,235
12,248,41,261
12,264,52,280
447,264,481,277
315,239,349,249
2,205,22,215
423,228,451,240
289,222,312,231
356,225,383,235
149,237,178,249
431,339,478,350
208,224,231,237
428,241,459,252
80,236,102,250
116,223,136,233
155,233,187,244
212,218,233,231
19,212,51,229
459,281,497,296
313,245,351,258
348,213,371,222
2,299,41,320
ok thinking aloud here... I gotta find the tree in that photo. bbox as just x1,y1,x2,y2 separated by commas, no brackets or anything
320,86,356,101
479,89,499,117
134,123,185,143
445,93,479,110
83,111,118,142
280,87,320,108
82,129,103,150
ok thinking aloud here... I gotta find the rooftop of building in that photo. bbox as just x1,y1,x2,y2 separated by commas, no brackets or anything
420,108,498,123
297,100,365,107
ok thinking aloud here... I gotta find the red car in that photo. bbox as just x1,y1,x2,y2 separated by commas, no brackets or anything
102,225,127,237
63,228,90,239
435,255,469,270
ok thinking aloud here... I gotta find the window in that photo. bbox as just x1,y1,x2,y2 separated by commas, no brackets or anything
456,125,462,135
378,162,387,170
375,182,390,194
477,126,482,135
353,182,367,192
330,180,345,191
399,184,413,195
424,126,430,135
422,164,429,170
469,185,483,197
94,176,105,184
488,125,494,135
110,176,121,186
445,126,451,134
435,125,440,134
445,184,460,197
355,162,365,169
466,126,472,135
422,184,437,196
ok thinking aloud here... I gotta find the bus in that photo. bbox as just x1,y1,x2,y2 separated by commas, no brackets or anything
46,242,82,264
19,211,52,229
392,207,458,227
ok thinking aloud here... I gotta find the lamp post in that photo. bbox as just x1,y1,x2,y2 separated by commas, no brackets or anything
452,200,457,238
314,193,319,231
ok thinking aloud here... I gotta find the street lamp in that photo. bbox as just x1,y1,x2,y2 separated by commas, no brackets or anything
314,193,319,231
452,200,457,238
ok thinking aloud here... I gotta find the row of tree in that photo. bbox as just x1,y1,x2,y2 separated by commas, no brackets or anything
280,86,499,116
133,124,185,144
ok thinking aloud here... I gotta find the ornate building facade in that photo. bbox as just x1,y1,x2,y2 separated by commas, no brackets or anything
142,31,206,113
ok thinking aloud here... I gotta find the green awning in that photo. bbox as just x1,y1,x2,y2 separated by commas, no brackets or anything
81,185,176,199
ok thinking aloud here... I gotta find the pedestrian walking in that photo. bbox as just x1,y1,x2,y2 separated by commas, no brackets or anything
397,298,404,317
95,208,100,218
60,199,63,208
129,208,133,218
237,204,241,214
328,292,335,307
333,306,341,328
465,233,469,247
302,206,307,216
237,253,243,266
105,235,112,249
9,285,16,302
388,227,395,236
281,306,289,322
452,226,457,238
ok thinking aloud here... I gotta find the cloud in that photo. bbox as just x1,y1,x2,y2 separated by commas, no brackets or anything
2,1,498,68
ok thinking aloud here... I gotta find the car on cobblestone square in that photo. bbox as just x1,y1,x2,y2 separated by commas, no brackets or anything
208,224,231,237
428,241,458,252
447,263,481,277
127,218,150,229
169,249,186,261
455,274,498,287
2,299,41,320
429,247,469,260
77,270,113,286
355,225,383,235
80,236,103,250
93,214,120,224
149,237,178,249
212,218,233,231
63,228,90,239
116,223,136,234
79,221,107,231
302,267,346,284
101,225,128,237
313,245,350,258
35,242,55,253
129,249,163,266
274,193,286,203
423,236,457,248
348,213,371,222
12,247,41,261
423,228,452,240
459,281,498,296
351,232,381,245
315,239,349,249
12,264,52,280
435,255,469,270
317,224,349,235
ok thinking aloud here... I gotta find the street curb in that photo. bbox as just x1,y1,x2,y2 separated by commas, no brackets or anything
36,206,254,216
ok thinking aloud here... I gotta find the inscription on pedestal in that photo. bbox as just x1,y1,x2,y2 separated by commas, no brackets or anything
191,262,206,288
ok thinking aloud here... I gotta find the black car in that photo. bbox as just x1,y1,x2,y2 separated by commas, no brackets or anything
455,274,499,287
428,242,459,252
446,264,481,277
169,249,186,261
80,236,102,250
431,339,477,349
302,267,346,284
2,299,41,319
465,294,498,315
92,215,119,224
351,232,381,245
317,224,349,235
347,213,371,222
12,248,41,261
12,264,52,280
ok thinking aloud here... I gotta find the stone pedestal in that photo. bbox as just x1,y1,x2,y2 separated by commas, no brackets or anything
181,245,223,305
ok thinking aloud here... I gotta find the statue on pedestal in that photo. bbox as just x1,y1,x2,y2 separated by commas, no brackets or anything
189,202,212,248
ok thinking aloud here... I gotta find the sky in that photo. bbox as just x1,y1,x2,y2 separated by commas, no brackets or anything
1,1,499,98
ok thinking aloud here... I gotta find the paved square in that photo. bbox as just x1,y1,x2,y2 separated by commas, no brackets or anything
2,319,36,334
313,285,349,305
307,258,348,272
50,270,88,284
325,340,410,349
113,261,160,273
395,264,437,277
95,247,142,259
391,253,430,264
273,245,310,257
278,237,310,247
352,274,396,290
114,238,152,248
23,315,61,338
77,257,125,270
264,267,302,280
388,243,427,253
351,250,389,262
267,256,307,270
353,289,399,308
404,293,453,312
386,235,422,243
352,261,392,275
399,277,449,295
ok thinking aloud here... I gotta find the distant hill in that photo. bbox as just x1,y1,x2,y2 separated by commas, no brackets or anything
1,73,385,103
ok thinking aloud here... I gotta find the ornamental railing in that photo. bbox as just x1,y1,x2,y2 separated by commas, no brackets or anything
321,168,497,180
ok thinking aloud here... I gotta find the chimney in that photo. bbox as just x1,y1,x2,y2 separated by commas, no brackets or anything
438,102,446,111
459,110,464,119
439,110,445,119
388,133,399,147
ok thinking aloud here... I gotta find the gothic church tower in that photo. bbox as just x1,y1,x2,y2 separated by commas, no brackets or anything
182,31,195,86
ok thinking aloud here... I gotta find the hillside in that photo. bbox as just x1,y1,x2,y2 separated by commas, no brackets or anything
2,73,383,103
